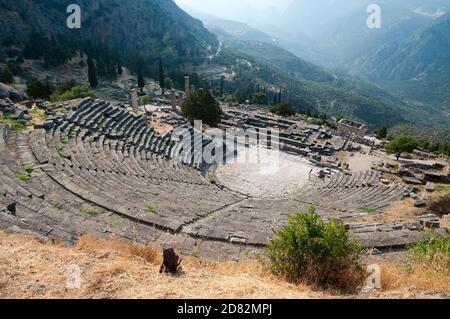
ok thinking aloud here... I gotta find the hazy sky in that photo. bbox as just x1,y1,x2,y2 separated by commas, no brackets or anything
175,0,293,22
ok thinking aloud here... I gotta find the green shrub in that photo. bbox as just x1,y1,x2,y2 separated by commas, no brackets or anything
209,178,217,185
29,107,47,121
0,115,28,132
52,203,62,210
23,166,33,174
265,206,365,291
360,206,376,214
11,119,28,132
407,230,449,275
145,206,157,214
141,95,151,105
81,209,99,217
433,184,450,192
17,174,30,182
111,220,121,228
52,79,78,95
53,85,96,102
68,128,77,139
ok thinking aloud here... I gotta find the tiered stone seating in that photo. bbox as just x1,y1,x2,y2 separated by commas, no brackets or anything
24,98,242,233
297,171,411,214
0,98,420,257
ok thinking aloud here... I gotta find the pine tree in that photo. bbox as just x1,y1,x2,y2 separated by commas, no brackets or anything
137,66,145,92
220,76,224,96
159,57,165,96
0,66,14,84
117,56,123,75
87,55,98,88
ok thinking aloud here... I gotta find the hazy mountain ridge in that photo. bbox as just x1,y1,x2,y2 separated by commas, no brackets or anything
346,13,450,126
264,0,450,128
349,14,450,81
213,38,408,128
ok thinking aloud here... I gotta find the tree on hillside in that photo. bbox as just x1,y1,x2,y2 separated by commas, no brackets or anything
181,90,222,127
374,126,387,139
159,57,165,96
26,78,53,99
250,92,268,105
87,55,98,88
220,76,224,96
270,102,296,117
117,57,123,75
273,94,278,105
386,136,419,160
137,66,145,92
0,66,14,84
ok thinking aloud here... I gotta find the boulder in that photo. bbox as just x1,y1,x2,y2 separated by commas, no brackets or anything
402,176,424,185
34,120,55,130
425,182,436,192
0,84,9,98
2,106,13,116
409,192,418,200
24,100,35,109
8,89,25,101
0,98,13,112
45,108,56,116
0,83,26,101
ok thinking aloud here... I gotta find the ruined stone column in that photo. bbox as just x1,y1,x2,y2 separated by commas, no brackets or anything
184,76,190,97
190,85,195,94
171,89,177,110
131,89,138,113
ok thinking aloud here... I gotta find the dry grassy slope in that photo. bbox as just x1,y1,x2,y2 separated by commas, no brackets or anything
0,231,449,299
350,190,450,227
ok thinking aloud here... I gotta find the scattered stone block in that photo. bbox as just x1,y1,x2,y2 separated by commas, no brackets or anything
414,200,426,208
417,214,440,229
425,182,436,192
230,237,247,245
402,176,423,185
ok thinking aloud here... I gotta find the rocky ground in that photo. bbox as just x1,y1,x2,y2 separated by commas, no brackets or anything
0,57,166,104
